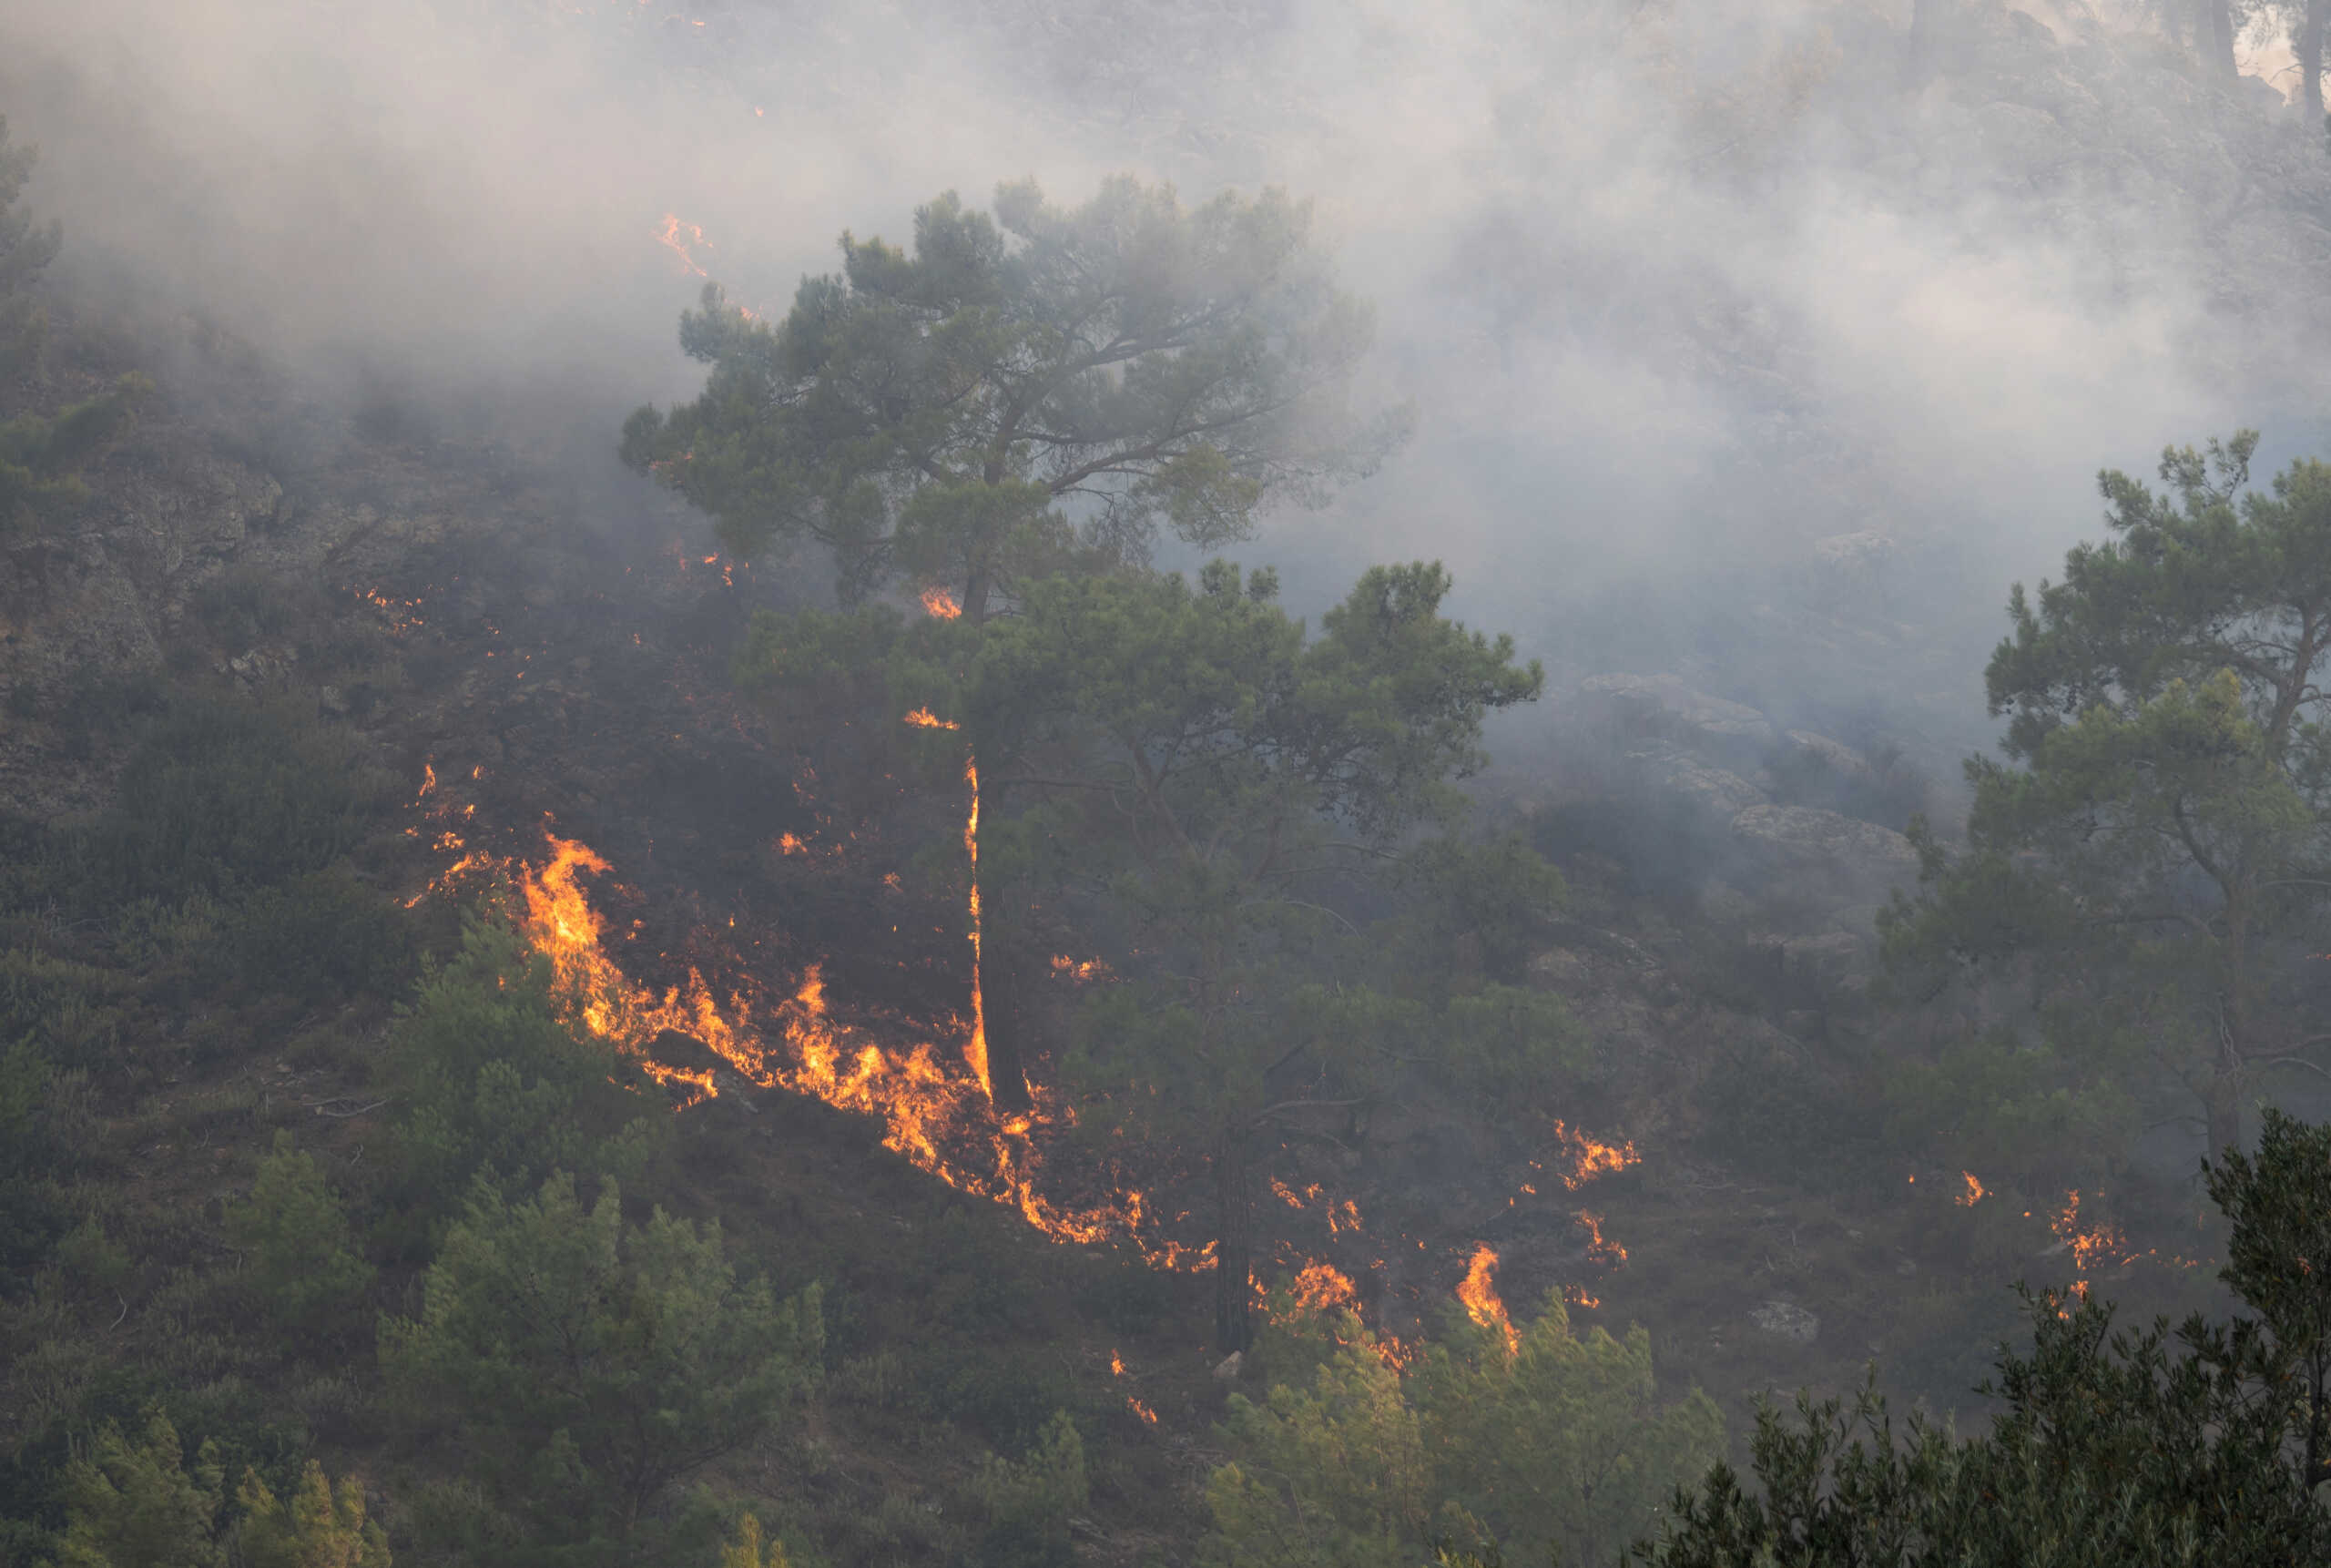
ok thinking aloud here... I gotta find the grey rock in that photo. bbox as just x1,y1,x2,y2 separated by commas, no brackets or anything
1626,743,1770,818
1751,1299,1819,1344
1786,730,1869,779
1730,805,1919,883
1579,674,1776,749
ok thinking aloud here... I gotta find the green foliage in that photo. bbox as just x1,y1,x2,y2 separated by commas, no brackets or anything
624,177,1400,618
0,1036,84,1284
1207,1333,1426,1568
2202,1105,2331,1488
1880,1028,2137,1192
59,702,394,908
234,1461,390,1568
51,1413,227,1568
1638,1114,2331,1564
1422,1302,1725,1567
1634,1294,2331,1566
967,558,1539,1345
1393,833,1568,991
383,921,661,1223
0,376,153,534
0,114,60,376
378,1172,822,1553
1207,1303,1722,1568
223,871,414,1005
223,1132,374,1334
1883,433,2331,1166
970,1412,1087,1568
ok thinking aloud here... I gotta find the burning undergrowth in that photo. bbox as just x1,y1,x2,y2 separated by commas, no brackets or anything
404,779,1643,1348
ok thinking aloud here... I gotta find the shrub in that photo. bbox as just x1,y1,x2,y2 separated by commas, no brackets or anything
224,870,413,1004
384,921,661,1224
62,702,393,906
379,1172,822,1556
223,1132,374,1333
1206,1301,1722,1568
970,1411,1088,1568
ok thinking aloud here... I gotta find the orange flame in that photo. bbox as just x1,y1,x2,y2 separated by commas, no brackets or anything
903,708,958,730
1546,1120,1638,1188
480,833,1221,1268
1457,1243,1519,1355
921,585,962,619
1575,1209,1627,1265
964,753,989,1102
1126,1396,1158,1425
656,213,711,278
1956,1171,1987,1208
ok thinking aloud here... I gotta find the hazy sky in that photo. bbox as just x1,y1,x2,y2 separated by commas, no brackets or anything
6,0,2326,747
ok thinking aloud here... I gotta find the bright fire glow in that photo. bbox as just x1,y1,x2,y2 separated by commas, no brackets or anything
921,585,963,619
655,214,711,278
481,832,1214,1268
903,708,957,730
1457,1243,1519,1355
1545,1120,1638,1188
1956,1171,1986,1207
1575,1209,1627,1265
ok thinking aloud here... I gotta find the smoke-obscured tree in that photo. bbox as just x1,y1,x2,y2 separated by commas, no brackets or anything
0,113,150,532
1631,1117,2331,1565
0,113,59,375
956,560,1542,1350
2203,1106,2331,1492
1883,433,2331,1168
378,1171,821,1555
622,177,1403,622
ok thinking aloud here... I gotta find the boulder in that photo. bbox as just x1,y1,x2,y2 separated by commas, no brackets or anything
1578,674,1776,751
1784,729,1868,779
1625,742,1769,819
1730,805,1919,887
1751,1299,1819,1345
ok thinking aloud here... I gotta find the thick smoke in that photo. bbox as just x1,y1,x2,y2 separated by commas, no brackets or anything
5,0,2327,759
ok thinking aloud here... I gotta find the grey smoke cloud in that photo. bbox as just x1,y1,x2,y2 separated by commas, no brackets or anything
4,0,2324,748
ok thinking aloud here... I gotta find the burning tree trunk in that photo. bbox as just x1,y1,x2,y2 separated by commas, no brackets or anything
1214,1125,1254,1353
976,938,1035,1114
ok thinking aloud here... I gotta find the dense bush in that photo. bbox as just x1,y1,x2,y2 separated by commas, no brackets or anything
379,1172,822,1561
382,921,663,1227
222,1132,374,1335
60,701,394,907
223,870,414,1005
1206,1300,1723,1568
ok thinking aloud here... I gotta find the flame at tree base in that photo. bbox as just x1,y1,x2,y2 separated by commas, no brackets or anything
511,835,1210,1267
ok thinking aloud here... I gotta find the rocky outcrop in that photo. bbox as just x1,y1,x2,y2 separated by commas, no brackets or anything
1579,674,1776,753
1730,804,1919,891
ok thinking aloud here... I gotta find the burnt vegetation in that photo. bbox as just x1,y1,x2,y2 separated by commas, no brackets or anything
10,6,2331,1568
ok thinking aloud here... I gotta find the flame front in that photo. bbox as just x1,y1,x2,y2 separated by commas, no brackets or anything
493,832,1214,1264
921,585,963,619
1457,1243,1519,1355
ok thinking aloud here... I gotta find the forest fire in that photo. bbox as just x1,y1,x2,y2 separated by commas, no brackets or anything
1457,1244,1520,1355
463,829,1236,1269
921,585,962,619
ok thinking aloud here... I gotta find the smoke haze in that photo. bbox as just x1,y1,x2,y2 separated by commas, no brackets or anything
7,0,2328,759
